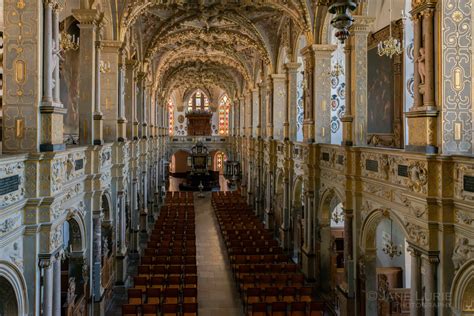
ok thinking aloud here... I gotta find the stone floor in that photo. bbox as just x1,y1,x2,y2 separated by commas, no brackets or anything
195,192,243,315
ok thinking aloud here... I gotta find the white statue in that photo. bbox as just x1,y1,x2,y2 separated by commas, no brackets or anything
417,47,426,84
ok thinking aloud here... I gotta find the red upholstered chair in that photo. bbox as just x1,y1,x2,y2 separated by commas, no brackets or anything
141,304,158,316
151,265,166,277
138,265,151,279
133,276,148,292
245,287,262,306
271,302,287,316
290,302,306,316
182,287,197,304
299,287,313,303
182,303,198,316
258,275,273,289
291,274,305,287
146,287,161,304
167,275,181,289
127,288,143,305
150,276,165,290
122,304,138,316
249,303,267,316
264,287,280,303
282,287,296,303
163,288,180,304
162,303,179,316
184,265,197,276
167,265,182,276
309,301,325,316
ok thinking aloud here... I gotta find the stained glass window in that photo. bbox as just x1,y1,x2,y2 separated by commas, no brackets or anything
168,98,174,136
219,94,230,135
216,151,227,171
188,90,210,112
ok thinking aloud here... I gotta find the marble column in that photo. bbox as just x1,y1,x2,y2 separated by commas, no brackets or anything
92,213,103,301
93,19,105,145
409,247,422,316
422,254,439,316
271,74,286,140
285,63,300,141
265,80,273,139
344,208,355,297
40,1,66,152
53,251,63,316
406,4,438,153
101,40,121,143
52,3,61,103
301,46,315,143
341,39,353,146
73,9,101,146
312,45,336,144
349,16,372,146
39,257,54,316
117,49,127,141
280,177,291,251
42,1,53,103
125,60,139,140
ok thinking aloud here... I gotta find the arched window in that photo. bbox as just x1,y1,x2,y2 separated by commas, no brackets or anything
187,90,210,112
215,151,227,173
168,98,174,136
219,94,230,135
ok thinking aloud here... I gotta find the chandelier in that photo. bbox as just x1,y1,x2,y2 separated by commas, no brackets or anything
330,43,345,77
60,31,79,52
377,0,403,58
382,219,403,259
328,0,357,43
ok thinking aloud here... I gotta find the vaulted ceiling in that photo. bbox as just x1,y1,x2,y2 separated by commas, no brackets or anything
119,0,315,104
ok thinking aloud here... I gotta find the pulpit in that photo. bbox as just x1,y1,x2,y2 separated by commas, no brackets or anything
186,110,212,136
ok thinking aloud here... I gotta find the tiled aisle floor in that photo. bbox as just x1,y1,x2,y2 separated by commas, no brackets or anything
195,192,243,316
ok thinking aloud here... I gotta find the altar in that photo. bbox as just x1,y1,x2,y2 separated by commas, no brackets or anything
178,142,220,191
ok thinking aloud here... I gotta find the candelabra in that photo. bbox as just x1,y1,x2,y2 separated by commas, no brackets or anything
382,219,403,259
100,60,111,74
60,31,79,52
328,0,357,43
377,0,403,58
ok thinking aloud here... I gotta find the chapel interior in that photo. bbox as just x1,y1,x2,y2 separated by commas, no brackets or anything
0,0,473,316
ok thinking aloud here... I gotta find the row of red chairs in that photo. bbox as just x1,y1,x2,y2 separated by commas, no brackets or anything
123,303,197,316
212,191,325,315
123,195,197,315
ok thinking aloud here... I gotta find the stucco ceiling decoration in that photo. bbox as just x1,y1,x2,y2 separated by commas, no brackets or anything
120,0,313,105
155,53,251,89
161,64,238,101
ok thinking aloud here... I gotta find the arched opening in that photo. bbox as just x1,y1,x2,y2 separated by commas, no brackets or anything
274,172,284,241
0,276,19,316
169,150,192,191
451,259,474,315
100,194,114,293
291,178,304,264
61,215,87,315
317,188,345,301
359,209,411,316
211,150,228,191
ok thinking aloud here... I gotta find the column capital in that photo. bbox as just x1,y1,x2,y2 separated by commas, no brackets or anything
350,16,375,33
72,9,101,25
284,62,301,71
270,73,286,81
101,40,122,53
38,256,54,269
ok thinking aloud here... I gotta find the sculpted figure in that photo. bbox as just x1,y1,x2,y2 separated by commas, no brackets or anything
417,47,426,84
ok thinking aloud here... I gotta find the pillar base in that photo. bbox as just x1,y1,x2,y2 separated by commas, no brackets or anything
301,247,316,281
40,104,67,152
115,253,128,286
264,208,274,231
405,108,439,154
279,226,290,252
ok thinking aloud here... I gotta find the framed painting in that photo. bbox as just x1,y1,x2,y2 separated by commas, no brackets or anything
367,19,404,148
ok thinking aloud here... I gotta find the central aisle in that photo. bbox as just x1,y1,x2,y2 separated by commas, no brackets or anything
195,192,243,315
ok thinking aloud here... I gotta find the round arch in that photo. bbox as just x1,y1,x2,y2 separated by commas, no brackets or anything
451,259,474,315
65,210,87,252
0,260,28,316
358,207,410,315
